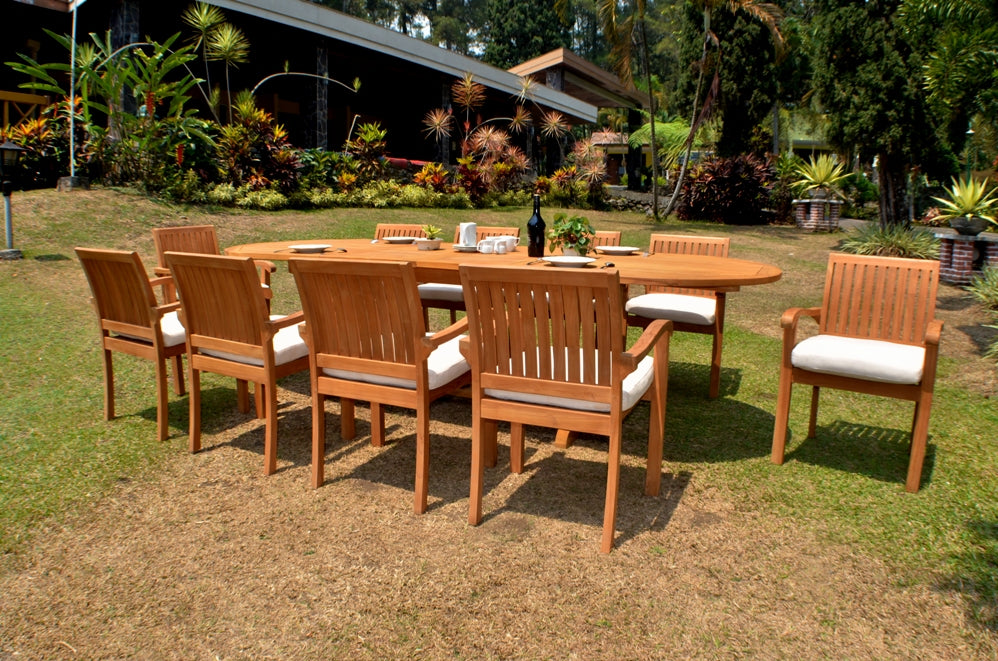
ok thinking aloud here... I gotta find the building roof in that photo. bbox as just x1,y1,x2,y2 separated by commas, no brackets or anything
211,0,598,123
509,48,649,111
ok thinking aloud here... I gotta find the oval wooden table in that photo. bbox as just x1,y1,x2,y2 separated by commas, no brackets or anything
226,238,782,449
224,239,783,290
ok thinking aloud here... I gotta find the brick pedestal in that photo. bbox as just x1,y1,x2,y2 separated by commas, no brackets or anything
934,230,998,284
793,198,843,232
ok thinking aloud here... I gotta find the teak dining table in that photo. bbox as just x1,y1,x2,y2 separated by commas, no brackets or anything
224,238,783,290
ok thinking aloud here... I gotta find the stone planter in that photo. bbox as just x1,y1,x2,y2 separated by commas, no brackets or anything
415,238,443,250
949,215,990,236
793,197,843,232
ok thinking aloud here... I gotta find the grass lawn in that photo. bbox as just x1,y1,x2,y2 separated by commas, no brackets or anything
1,186,997,657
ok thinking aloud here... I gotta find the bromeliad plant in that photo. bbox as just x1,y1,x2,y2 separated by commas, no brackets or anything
931,176,998,226
793,154,849,198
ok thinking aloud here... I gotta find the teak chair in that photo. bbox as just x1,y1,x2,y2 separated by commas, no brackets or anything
374,223,427,240
625,234,730,398
593,230,622,247
289,258,471,512
75,247,187,442
165,251,309,475
459,264,672,553
420,226,522,325
151,224,275,302
771,253,943,492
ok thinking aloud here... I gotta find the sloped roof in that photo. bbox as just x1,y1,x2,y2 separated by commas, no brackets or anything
509,48,649,110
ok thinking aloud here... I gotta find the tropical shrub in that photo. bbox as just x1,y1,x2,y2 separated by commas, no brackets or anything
677,154,774,224
215,95,301,194
967,267,998,361
344,122,388,185
838,224,940,259
413,162,454,193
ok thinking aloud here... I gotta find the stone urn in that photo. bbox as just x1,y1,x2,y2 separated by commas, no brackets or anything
949,215,990,236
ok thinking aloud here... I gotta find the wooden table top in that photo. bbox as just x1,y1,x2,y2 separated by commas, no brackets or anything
225,239,782,289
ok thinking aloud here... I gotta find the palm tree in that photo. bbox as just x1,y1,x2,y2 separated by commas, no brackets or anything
661,0,784,217
207,22,250,124
181,1,225,98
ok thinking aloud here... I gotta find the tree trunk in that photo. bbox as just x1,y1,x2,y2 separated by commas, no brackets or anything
639,19,659,220
877,152,908,229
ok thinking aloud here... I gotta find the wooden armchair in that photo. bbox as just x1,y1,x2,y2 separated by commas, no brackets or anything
420,226,522,325
625,234,730,398
151,224,275,302
289,258,471,512
75,248,187,442
771,253,943,492
374,223,427,240
459,264,672,553
165,252,309,475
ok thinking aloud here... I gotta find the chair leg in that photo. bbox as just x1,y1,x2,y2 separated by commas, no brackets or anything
601,430,623,554
414,406,430,514
646,342,669,496
237,379,250,413
484,419,498,468
468,406,486,526
449,309,457,324
340,398,356,440
708,328,723,399
262,382,278,476
254,382,265,419
771,366,793,464
906,394,933,492
171,354,186,396
155,357,170,442
311,392,326,489
370,402,385,447
807,386,820,438
554,429,577,449
189,368,202,453
510,422,525,474
102,348,115,421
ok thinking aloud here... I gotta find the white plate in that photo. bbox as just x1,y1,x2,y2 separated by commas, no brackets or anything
596,246,640,256
382,236,416,244
452,244,478,252
543,256,597,268
289,243,331,254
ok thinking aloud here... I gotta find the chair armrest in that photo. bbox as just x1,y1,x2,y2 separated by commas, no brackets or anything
619,319,672,372
420,317,469,359
780,306,821,330
924,319,943,346
152,266,171,277
149,274,173,289
155,300,181,316
268,310,305,331
253,259,277,286
459,336,472,362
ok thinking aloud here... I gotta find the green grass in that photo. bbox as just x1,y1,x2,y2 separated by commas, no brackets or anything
1,187,997,630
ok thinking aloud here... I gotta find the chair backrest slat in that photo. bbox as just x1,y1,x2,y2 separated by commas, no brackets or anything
374,223,427,239
76,248,158,332
165,252,269,347
461,265,624,396
152,225,220,269
593,230,621,247
821,253,939,345
290,259,424,367
646,233,730,296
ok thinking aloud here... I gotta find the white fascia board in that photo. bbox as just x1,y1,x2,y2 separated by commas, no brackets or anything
205,0,598,122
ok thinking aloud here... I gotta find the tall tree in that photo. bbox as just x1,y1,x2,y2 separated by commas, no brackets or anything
810,0,949,227
661,0,783,216
481,0,571,69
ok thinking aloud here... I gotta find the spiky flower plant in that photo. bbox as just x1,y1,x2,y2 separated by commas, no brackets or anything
931,177,998,225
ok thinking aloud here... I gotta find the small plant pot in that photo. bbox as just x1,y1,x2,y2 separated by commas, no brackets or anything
949,216,989,236
415,238,443,250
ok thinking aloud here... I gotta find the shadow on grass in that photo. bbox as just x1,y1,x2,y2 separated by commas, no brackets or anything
783,420,935,488
940,519,998,633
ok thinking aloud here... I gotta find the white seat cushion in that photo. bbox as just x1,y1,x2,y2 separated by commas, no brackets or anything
203,317,308,366
117,310,186,348
485,353,656,413
791,335,925,385
322,335,470,390
626,293,716,325
417,282,464,303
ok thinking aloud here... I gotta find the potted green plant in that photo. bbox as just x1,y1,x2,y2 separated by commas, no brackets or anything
416,224,444,250
931,176,998,236
793,154,848,199
547,213,596,256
